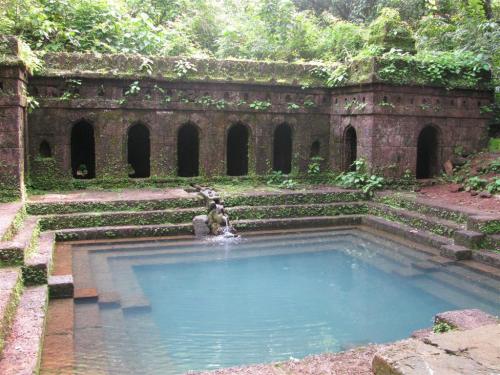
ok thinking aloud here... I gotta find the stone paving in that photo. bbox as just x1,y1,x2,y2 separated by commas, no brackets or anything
28,187,197,203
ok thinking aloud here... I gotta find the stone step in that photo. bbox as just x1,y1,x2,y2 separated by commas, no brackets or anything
55,223,193,241
53,215,364,242
0,268,23,355
227,202,368,221
361,215,453,250
453,229,485,249
39,202,367,231
222,189,365,207
374,192,475,224
482,234,500,251
0,217,40,266
0,286,48,375
39,207,207,231
440,244,472,260
26,195,204,215
369,202,464,238
0,203,25,242
22,232,55,286
467,214,500,235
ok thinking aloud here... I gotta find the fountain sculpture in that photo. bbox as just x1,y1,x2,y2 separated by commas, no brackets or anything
192,186,236,237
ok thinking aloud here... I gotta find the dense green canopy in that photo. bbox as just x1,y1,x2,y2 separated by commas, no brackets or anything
0,0,497,65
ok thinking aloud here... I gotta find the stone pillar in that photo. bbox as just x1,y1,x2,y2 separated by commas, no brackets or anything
0,37,28,201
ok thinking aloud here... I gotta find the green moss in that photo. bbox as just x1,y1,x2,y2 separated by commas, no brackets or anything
1,206,27,241
478,220,500,235
374,194,467,224
368,205,456,238
39,207,206,230
27,197,204,215
0,276,23,354
223,191,366,207
227,203,367,221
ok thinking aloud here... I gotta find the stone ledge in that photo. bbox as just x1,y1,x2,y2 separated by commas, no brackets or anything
361,215,452,249
434,309,498,330
453,229,485,248
48,275,74,299
440,244,472,260
0,286,48,375
22,231,55,285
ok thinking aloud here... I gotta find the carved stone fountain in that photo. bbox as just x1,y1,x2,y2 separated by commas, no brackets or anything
192,186,236,237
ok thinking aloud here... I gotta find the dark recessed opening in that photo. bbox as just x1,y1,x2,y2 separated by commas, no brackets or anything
310,140,320,158
0,82,3,91
416,126,439,179
127,123,150,178
344,126,357,172
177,123,199,177
227,123,249,176
39,140,52,158
97,85,105,97
71,121,95,179
273,123,292,174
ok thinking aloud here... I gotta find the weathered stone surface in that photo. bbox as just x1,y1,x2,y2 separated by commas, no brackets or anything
425,324,500,372
410,328,432,340
479,191,492,198
372,337,495,375
0,286,48,375
453,229,484,248
434,309,498,330
193,214,210,237
440,244,471,260
48,274,74,299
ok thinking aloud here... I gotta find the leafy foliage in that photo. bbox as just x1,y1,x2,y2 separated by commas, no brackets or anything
335,159,385,196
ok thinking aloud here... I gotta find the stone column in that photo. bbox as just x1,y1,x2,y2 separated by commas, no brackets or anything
0,37,28,201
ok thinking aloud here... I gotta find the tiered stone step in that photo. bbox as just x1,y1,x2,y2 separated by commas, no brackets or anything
22,232,55,285
0,217,40,266
26,193,205,215
37,202,367,232
222,189,365,207
0,203,25,242
0,286,48,375
368,202,464,238
54,216,364,241
374,192,500,261
0,268,22,354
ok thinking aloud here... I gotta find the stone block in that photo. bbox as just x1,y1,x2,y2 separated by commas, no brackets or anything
48,275,74,299
434,309,498,330
453,230,484,248
440,244,471,260
193,214,209,237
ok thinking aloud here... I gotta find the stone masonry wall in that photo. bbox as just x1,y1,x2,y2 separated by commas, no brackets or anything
27,78,331,182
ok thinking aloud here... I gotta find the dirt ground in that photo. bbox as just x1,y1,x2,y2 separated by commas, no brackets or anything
418,184,500,214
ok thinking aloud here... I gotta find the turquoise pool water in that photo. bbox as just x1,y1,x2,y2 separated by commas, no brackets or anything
71,229,500,374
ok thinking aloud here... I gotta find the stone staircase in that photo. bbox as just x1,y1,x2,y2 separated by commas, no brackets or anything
0,187,498,374
0,205,48,375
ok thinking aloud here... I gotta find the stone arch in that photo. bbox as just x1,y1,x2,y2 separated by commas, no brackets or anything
177,122,200,177
227,123,249,176
71,121,95,179
39,140,52,158
273,123,293,174
343,126,357,171
127,123,150,178
416,125,440,179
